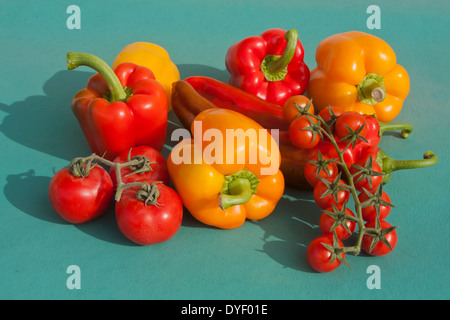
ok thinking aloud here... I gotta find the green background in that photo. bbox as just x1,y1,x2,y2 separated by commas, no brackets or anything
0,0,448,300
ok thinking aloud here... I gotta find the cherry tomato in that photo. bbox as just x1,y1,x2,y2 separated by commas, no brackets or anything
306,234,345,273
304,152,339,187
319,207,356,240
109,146,170,186
334,112,368,141
313,177,350,210
283,95,314,123
49,165,114,224
115,179,183,245
362,220,398,256
318,105,344,128
358,190,393,222
349,158,383,192
289,115,321,149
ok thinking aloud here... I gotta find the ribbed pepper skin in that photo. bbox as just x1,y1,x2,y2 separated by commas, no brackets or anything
307,31,410,123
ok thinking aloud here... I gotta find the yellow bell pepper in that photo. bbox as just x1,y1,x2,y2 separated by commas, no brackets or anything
112,42,180,110
167,108,285,229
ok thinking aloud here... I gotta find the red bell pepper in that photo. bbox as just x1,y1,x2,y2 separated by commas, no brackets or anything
67,52,167,160
225,28,310,107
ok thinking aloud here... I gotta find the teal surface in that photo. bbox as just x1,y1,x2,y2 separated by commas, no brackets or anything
0,0,448,300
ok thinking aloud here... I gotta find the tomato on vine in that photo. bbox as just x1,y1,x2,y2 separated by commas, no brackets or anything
313,174,350,210
334,112,368,145
109,146,170,187
304,151,339,187
358,188,394,222
306,233,347,273
289,115,321,149
319,204,357,240
49,160,114,224
115,179,183,245
362,220,398,256
283,95,314,123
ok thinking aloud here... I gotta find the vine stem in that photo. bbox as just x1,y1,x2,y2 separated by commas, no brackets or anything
69,153,150,201
309,114,366,256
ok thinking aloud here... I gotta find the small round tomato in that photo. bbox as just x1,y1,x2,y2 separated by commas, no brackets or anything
283,95,314,123
319,207,356,240
49,165,114,224
115,179,183,245
358,190,393,222
334,112,368,141
306,234,345,273
362,220,398,256
349,158,383,192
318,105,344,125
109,146,170,187
313,177,350,210
304,152,339,187
289,115,321,149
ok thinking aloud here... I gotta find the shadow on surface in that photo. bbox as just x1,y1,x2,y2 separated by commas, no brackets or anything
250,186,322,273
0,70,95,161
4,170,137,246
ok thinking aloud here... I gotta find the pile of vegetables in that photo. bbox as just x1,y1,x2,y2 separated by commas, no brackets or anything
48,29,438,273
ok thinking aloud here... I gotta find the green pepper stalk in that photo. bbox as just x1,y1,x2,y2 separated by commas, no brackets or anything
67,52,128,102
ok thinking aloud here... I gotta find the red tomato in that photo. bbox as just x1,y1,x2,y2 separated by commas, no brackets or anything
349,158,383,192
115,179,183,245
109,146,170,186
289,115,321,149
319,207,356,240
362,220,398,256
283,95,314,123
334,112,368,141
304,152,339,187
313,178,350,210
358,190,393,222
318,105,344,129
306,234,345,273
49,166,114,224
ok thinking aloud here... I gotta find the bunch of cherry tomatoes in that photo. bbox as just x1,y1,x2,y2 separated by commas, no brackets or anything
283,95,398,273
48,146,183,246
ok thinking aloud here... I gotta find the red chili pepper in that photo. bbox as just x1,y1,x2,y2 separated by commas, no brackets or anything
68,52,167,160
225,28,310,107
184,76,289,130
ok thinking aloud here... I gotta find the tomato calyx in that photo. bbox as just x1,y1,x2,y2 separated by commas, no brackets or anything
320,232,350,268
350,156,385,191
124,149,155,177
363,219,398,253
322,202,358,234
135,181,163,206
317,172,350,203
69,156,98,178
307,151,338,180
360,185,395,221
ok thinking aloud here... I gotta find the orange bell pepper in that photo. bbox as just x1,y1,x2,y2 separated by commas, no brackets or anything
307,31,410,123
167,108,284,229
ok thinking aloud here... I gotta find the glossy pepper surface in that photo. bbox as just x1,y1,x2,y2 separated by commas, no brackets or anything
167,108,284,229
112,42,180,110
68,52,167,161
307,31,410,123
225,28,310,107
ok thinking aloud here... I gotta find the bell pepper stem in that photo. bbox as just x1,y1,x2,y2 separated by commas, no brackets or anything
67,52,127,102
219,178,253,210
260,29,298,81
380,150,438,174
357,73,386,105
378,121,414,139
